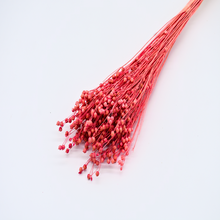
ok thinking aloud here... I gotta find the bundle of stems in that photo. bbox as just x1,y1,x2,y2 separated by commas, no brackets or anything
57,0,203,180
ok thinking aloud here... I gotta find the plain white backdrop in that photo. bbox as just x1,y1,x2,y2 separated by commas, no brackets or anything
0,0,219,219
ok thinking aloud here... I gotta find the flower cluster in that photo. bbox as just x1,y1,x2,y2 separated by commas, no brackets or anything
57,60,153,180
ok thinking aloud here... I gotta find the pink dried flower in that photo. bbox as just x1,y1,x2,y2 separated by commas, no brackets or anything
56,0,203,180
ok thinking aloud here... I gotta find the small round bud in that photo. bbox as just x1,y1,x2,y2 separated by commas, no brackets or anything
83,164,87,170
56,121,60,126
111,131,115,137
92,137,95,143
65,131,69,137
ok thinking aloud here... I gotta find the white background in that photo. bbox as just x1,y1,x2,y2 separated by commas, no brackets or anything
0,0,220,219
